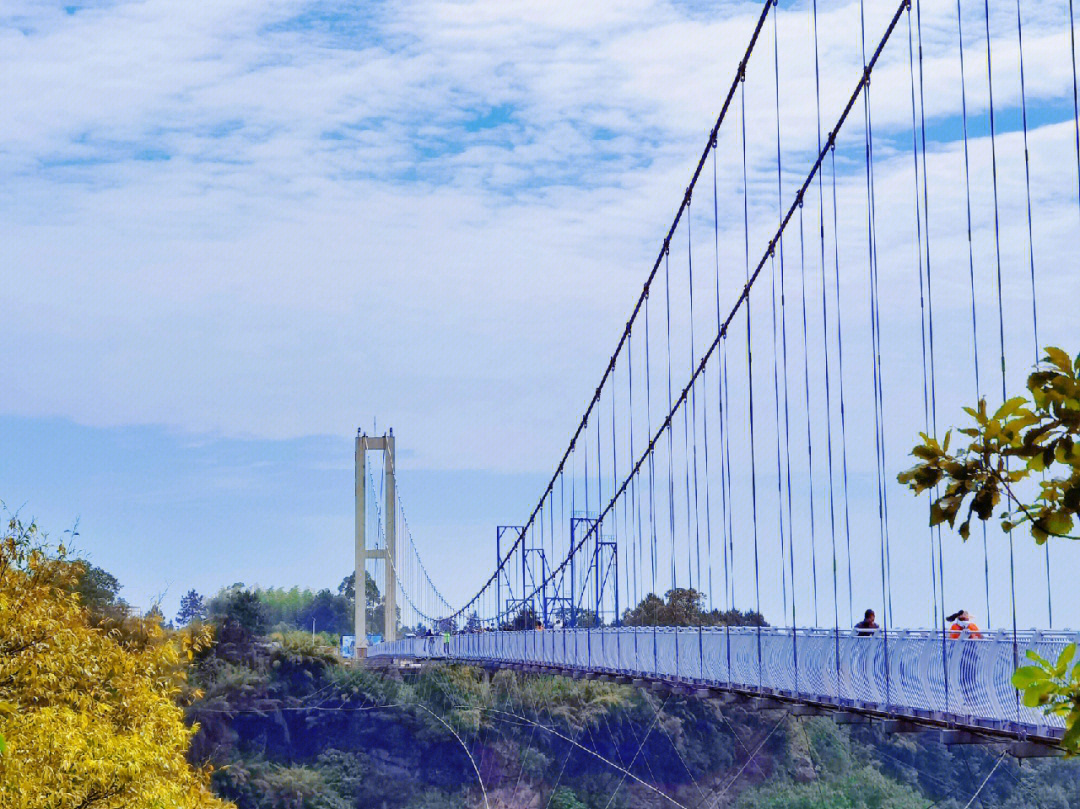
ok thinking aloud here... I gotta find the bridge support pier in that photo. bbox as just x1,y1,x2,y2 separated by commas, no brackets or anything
1008,742,1065,759
790,705,832,717
881,720,935,735
938,730,987,746
746,695,787,712
833,713,872,726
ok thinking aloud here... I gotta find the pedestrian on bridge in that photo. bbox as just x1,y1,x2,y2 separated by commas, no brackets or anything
854,609,879,636
442,629,451,656
947,610,983,640
947,610,983,711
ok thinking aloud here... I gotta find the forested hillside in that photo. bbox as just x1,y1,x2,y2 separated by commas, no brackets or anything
6,519,1077,809
185,599,1080,809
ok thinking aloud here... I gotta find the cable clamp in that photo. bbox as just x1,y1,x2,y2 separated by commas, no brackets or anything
684,186,693,205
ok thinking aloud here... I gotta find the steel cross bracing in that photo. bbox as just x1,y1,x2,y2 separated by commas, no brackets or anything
496,518,620,630
569,515,619,629
371,627,1071,747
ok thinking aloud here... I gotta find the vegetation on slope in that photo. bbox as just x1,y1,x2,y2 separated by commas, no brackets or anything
184,601,1080,809
0,514,229,809
6,510,1080,808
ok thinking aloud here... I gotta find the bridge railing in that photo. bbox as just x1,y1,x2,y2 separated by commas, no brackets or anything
371,627,1074,740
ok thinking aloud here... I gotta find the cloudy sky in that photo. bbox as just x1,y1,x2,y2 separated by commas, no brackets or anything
3,0,1078,629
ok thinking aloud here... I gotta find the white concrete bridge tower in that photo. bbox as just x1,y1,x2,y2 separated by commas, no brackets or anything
354,430,397,656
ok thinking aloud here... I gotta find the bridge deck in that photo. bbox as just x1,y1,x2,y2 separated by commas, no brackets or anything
371,626,1071,744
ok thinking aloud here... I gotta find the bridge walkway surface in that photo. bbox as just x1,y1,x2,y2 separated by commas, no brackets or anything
371,627,1072,751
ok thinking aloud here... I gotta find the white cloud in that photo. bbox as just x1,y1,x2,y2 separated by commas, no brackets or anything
5,0,1080,631
1,0,1076,490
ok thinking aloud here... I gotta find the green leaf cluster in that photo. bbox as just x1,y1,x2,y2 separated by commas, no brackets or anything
548,787,589,809
621,588,767,627
735,764,928,809
898,346,1080,543
1012,643,1080,751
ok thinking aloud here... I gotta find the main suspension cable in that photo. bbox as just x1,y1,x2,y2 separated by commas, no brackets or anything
496,0,912,647
445,0,777,622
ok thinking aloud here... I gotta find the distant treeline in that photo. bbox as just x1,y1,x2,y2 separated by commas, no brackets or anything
170,571,393,639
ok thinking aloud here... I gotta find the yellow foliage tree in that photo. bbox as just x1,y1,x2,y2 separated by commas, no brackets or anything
0,515,233,809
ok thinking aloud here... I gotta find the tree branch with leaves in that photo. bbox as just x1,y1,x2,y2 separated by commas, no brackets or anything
898,346,1080,543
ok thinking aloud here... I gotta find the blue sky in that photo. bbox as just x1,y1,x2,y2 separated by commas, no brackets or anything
0,0,772,616
0,415,547,614
3,0,1079,627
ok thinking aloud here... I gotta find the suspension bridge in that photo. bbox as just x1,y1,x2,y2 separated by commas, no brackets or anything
353,0,1080,754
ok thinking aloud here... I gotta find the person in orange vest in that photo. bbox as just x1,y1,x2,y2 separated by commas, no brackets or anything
947,609,983,639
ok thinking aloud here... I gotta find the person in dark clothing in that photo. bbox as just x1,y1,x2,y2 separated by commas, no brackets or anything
854,609,879,636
